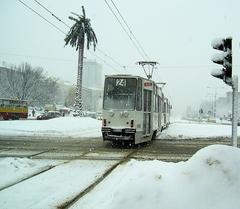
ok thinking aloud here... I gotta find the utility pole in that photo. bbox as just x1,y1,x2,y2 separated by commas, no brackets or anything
232,75,238,147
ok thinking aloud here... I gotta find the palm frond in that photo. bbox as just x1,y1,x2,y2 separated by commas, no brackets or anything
64,6,97,51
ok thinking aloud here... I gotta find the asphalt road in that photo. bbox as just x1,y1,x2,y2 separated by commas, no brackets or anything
0,136,232,162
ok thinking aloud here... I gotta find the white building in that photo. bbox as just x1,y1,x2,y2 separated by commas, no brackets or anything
83,60,103,89
82,60,103,112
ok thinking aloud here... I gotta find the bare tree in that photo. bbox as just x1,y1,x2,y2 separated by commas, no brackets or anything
0,63,59,106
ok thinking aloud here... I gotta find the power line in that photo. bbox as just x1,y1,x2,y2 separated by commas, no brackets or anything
31,0,125,72
109,0,150,60
16,0,125,73
96,48,123,69
103,0,147,60
87,51,123,74
32,0,70,28
17,0,67,35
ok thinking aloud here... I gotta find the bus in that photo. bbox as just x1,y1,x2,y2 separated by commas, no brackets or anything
0,98,28,120
101,74,171,145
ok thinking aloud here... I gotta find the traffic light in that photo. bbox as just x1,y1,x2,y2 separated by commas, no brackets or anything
211,37,232,85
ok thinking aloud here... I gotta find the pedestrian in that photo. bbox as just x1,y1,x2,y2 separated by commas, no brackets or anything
32,108,35,117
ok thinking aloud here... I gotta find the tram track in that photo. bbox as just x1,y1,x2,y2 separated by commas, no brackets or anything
0,136,232,161
0,136,233,208
0,149,98,192
57,149,138,209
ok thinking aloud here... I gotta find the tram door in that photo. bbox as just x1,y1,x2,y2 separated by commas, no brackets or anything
143,90,152,135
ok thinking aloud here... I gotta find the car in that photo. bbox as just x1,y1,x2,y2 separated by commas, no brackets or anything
37,111,62,120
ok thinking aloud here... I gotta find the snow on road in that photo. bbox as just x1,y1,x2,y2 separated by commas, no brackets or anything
0,118,240,208
0,159,118,209
0,157,62,190
71,145,240,209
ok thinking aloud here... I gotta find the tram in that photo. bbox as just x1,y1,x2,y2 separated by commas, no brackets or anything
101,74,171,144
0,98,28,120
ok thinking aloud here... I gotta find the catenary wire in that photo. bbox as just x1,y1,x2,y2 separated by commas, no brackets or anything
17,0,67,35
103,0,147,60
31,0,126,71
16,0,125,74
32,0,70,28
109,0,150,60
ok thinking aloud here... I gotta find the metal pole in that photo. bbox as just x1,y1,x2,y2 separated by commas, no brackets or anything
232,75,238,147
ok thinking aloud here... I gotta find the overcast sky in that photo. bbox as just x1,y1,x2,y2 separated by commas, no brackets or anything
0,0,240,115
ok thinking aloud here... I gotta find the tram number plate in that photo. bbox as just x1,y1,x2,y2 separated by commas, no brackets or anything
112,129,122,133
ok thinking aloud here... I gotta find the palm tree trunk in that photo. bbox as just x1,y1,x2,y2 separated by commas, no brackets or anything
75,37,85,116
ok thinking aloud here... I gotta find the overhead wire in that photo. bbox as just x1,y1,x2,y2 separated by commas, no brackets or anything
31,0,125,71
17,0,125,74
109,0,150,60
17,0,67,35
103,0,147,60
32,0,70,28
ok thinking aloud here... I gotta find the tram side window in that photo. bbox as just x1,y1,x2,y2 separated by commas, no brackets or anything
143,90,147,112
147,91,151,112
136,79,142,111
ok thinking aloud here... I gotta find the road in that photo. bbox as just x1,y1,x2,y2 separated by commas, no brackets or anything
0,136,233,209
0,136,231,162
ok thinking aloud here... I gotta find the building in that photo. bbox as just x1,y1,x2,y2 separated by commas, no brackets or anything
82,60,103,112
83,60,103,89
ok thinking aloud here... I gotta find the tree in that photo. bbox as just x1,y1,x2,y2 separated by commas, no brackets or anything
64,6,97,116
0,63,59,106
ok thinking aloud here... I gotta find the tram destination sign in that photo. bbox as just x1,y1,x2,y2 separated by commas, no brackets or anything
144,82,153,90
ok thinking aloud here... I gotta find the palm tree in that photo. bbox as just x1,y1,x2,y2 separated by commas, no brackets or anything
64,6,97,116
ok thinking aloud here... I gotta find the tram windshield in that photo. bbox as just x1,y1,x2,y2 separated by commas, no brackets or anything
103,77,137,110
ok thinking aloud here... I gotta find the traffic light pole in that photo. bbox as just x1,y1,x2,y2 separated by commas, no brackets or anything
232,75,238,147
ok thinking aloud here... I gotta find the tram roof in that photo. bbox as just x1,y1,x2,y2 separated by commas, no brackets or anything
105,74,151,80
105,74,165,85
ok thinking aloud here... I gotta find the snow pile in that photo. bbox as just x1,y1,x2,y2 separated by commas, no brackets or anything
0,117,102,138
158,120,238,139
73,145,240,209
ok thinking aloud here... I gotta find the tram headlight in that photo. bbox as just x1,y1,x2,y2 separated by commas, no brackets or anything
109,110,115,117
130,119,134,128
120,111,129,118
124,111,129,117
103,119,107,127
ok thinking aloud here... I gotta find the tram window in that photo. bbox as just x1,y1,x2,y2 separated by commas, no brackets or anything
143,90,147,112
136,79,142,111
155,95,158,112
103,77,137,110
158,96,161,113
147,92,151,112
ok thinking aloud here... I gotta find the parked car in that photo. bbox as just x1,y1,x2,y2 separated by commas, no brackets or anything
37,111,61,120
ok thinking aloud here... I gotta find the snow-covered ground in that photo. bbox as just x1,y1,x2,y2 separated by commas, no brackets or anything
158,119,240,139
0,117,240,208
0,145,240,209
71,145,240,209
0,116,239,139
0,117,102,138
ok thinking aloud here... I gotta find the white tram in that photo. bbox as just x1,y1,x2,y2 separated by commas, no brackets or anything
101,74,171,144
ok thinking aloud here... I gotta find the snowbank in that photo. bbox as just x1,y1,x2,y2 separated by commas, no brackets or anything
0,117,102,138
158,120,239,139
72,145,240,209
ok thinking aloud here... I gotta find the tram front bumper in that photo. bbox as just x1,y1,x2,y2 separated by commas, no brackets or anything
102,127,136,141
